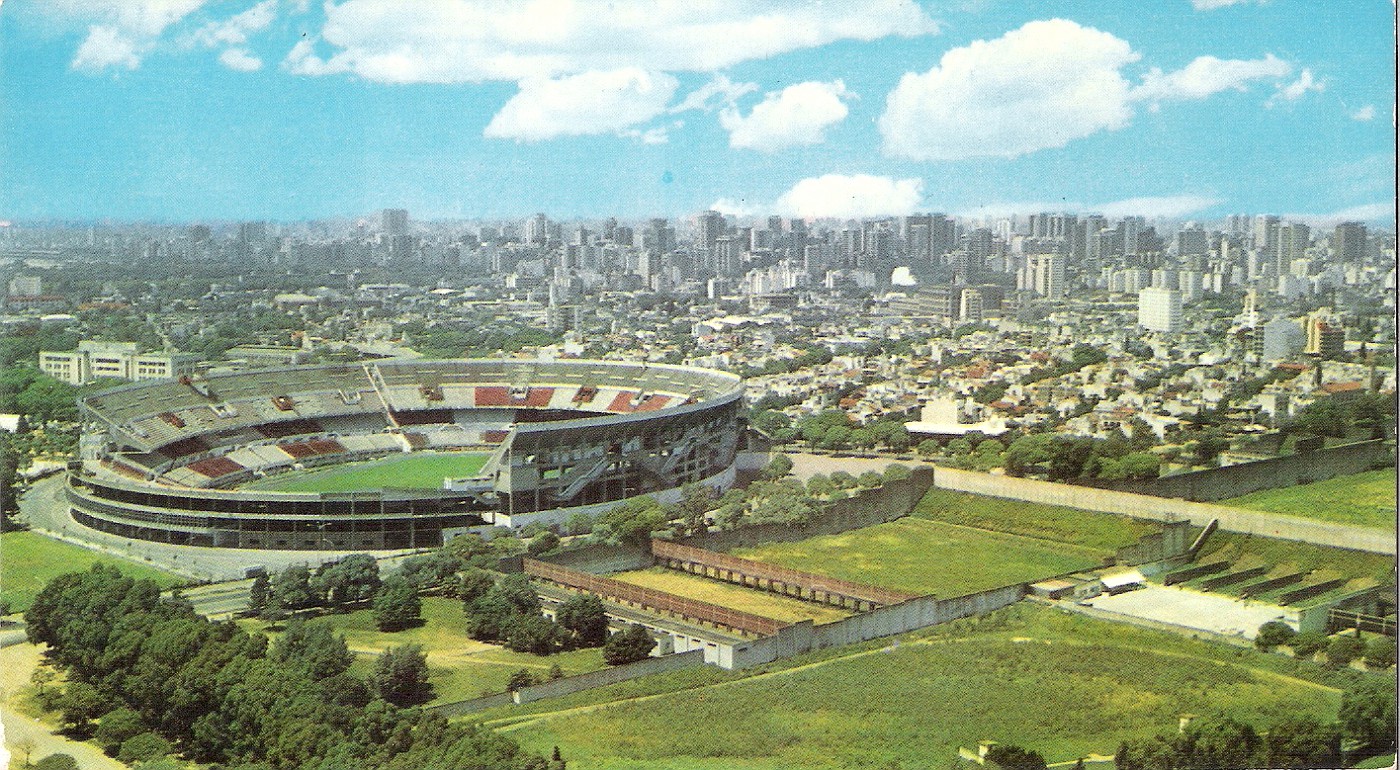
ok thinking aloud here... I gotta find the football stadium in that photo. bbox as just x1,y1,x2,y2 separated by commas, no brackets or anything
66,359,743,550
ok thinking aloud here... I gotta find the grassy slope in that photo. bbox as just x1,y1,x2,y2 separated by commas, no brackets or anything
1196,531,1396,591
495,603,1366,770
1220,470,1397,529
610,568,851,625
0,531,188,613
241,451,490,493
733,519,1101,597
243,597,606,704
912,485,1162,553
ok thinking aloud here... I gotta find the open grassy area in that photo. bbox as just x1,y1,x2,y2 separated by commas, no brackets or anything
732,518,1103,598
241,597,606,704
0,531,188,613
610,568,852,625
913,485,1162,553
1195,531,1396,600
241,451,491,493
493,603,1361,770
1220,470,1397,529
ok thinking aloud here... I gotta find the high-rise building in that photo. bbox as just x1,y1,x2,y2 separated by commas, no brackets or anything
1175,226,1208,257
1333,221,1367,263
1253,214,1280,255
1023,254,1064,298
525,213,551,245
1304,310,1347,359
382,209,409,237
1275,222,1310,276
1255,317,1306,361
1137,287,1183,332
698,210,726,254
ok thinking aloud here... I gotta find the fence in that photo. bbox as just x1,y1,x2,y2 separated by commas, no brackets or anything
651,539,917,610
1102,440,1394,501
522,558,786,637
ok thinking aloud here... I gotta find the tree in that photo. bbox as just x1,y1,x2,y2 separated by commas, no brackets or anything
761,453,793,480
806,474,838,498
1289,631,1327,659
556,593,608,648
248,572,270,617
270,565,316,613
373,575,422,632
672,482,715,536
457,568,496,605
313,554,381,609
506,668,537,692
565,512,594,536
917,439,940,457
117,732,173,764
1255,621,1296,651
1326,635,1365,668
946,438,972,456
594,496,668,546
1363,636,1396,669
32,755,80,770
398,550,463,593
602,624,655,665
59,681,105,733
94,707,147,756
829,470,857,489
983,743,1048,770
505,615,567,655
1003,434,1054,477
526,530,560,556
1339,677,1397,754
882,463,912,482
371,644,433,706
270,618,353,680
1264,716,1340,769
857,470,884,488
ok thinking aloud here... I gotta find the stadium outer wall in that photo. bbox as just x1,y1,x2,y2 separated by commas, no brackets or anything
68,359,744,551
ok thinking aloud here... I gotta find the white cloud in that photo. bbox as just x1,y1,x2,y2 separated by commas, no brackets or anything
1284,202,1396,227
1132,54,1290,104
1350,105,1377,121
1190,0,1264,9
671,75,758,114
879,19,1139,161
1096,195,1224,218
219,48,263,71
484,69,678,142
619,125,675,145
59,0,207,71
190,0,277,48
710,197,761,218
719,80,852,151
774,174,924,220
285,0,939,83
1268,68,1324,105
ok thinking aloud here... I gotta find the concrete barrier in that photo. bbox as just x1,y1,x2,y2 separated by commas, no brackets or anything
1101,440,1393,501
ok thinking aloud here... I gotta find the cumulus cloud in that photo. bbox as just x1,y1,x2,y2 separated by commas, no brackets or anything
774,174,924,220
710,197,761,219
961,195,1222,219
1350,105,1377,121
671,75,758,114
219,48,263,71
189,0,277,48
1132,54,1290,104
1284,202,1396,227
1268,68,1324,105
483,68,678,142
879,19,1139,161
719,80,852,151
59,0,207,71
285,0,939,83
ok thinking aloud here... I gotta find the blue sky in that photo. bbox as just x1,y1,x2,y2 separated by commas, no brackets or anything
0,0,1394,224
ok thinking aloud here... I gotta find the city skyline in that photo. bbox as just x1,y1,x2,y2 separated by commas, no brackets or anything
1,1,1395,224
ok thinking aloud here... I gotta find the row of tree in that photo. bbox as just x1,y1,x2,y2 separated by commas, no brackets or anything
1002,432,1162,481
26,564,557,770
1255,621,1396,669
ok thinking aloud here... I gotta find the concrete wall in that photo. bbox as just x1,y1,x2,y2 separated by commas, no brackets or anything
681,466,935,553
934,467,1395,555
1115,521,1193,566
538,542,652,575
1104,440,1393,502
427,649,706,717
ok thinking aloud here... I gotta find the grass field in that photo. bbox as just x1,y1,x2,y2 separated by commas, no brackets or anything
492,603,1359,770
610,568,852,625
241,451,491,493
0,531,188,613
243,597,606,704
732,519,1102,598
912,486,1162,553
1193,530,1395,599
1220,470,1397,529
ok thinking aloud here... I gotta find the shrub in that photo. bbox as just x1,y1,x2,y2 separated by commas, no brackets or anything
1326,635,1365,668
1254,621,1296,651
603,624,655,665
1288,631,1328,659
1363,637,1396,669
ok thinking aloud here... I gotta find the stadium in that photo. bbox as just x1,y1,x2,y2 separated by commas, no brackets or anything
66,359,744,551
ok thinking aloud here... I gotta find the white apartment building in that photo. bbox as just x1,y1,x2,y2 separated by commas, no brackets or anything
1137,287,1183,333
40,340,197,385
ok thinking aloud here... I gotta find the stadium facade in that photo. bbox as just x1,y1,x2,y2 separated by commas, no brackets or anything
68,359,743,550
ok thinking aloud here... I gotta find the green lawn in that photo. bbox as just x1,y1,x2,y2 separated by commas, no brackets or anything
244,597,606,704
913,486,1162,554
610,568,851,625
240,451,491,493
1220,470,1397,529
0,531,188,613
495,603,1358,770
1195,531,1396,599
732,519,1103,598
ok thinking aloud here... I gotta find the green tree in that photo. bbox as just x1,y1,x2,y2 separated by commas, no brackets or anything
1326,635,1365,668
117,732,173,764
983,743,1048,770
1363,636,1396,669
33,755,80,770
671,482,715,536
882,463,912,482
1288,631,1327,658
526,530,561,556
761,453,793,480
270,565,316,612
247,573,270,617
946,438,972,456
857,470,884,488
1255,621,1296,651
602,624,656,665
506,668,537,692
371,644,433,706
806,473,838,498
312,553,380,609
917,438,940,457
372,575,422,632
456,568,496,604
594,496,668,546
1339,677,1397,754
1003,434,1055,477
270,618,353,680
556,593,608,648
505,615,567,655
398,551,463,593
94,707,146,756
1264,716,1340,769
829,470,857,489
59,681,105,734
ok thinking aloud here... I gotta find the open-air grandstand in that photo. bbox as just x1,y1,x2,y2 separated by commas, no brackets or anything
68,359,744,551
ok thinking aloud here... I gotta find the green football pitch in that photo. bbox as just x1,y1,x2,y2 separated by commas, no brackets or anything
241,451,491,493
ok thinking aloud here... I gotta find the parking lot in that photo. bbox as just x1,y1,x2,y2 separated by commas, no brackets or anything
1086,584,1291,640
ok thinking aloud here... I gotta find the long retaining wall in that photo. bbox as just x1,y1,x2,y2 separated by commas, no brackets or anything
1103,440,1393,501
934,467,1396,556
428,649,706,717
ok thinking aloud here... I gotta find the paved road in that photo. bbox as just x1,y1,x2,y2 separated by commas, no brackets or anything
785,453,932,481
1,644,127,770
17,475,426,582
